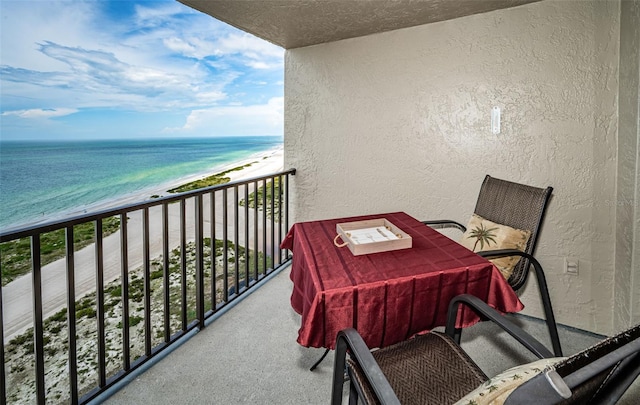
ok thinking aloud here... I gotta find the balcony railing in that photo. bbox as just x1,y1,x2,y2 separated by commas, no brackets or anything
0,168,296,404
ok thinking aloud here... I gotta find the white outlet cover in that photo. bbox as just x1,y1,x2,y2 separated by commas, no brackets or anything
564,258,579,275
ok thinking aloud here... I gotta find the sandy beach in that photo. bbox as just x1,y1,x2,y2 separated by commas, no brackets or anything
2,147,285,342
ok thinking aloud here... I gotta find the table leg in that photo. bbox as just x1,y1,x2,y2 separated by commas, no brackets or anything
310,348,330,371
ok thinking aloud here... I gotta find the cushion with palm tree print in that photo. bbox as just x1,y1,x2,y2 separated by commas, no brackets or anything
460,214,531,280
453,357,566,405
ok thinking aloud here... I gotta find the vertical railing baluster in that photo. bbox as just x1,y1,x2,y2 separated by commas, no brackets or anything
120,213,130,371
195,195,205,328
31,234,46,405
277,174,283,265
285,173,292,261
211,191,216,310
262,179,267,278
180,200,187,330
0,252,6,405
95,219,107,388
142,208,152,356
65,226,78,405
162,204,170,342
244,184,250,289
233,186,239,296
253,180,259,283
222,190,229,302
270,177,276,272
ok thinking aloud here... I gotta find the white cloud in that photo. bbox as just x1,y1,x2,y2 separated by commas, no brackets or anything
161,32,284,69
1,41,231,111
0,0,284,137
2,108,78,119
217,33,283,59
247,61,270,70
163,37,197,55
194,91,228,103
0,1,98,70
134,2,191,26
165,97,283,136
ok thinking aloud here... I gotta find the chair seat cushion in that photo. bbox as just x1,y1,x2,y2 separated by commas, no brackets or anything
460,214,531,280
453,357,566,405
348,332,488,405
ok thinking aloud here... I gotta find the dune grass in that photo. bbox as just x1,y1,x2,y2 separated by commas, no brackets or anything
239,177,282,220
0,216,121,286
167,163,256,194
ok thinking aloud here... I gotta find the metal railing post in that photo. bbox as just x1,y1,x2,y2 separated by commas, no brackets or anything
31,234,46,405
162,204,171,343
0,254,5,405
142,208,152,356
195,195,205,329
233,186,239,296
95,219,107,388
120,213,131,371
66,226,79,405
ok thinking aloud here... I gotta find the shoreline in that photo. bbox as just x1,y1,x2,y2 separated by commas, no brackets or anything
1,145,284,232
2,145,287,400
3,146,285,342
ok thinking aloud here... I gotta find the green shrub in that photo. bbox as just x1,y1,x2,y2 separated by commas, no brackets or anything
1,216,122,286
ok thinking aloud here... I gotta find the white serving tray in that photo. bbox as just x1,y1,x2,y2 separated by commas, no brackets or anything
334,218,412,256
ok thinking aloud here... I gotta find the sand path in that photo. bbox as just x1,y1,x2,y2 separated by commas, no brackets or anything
3,150,286,343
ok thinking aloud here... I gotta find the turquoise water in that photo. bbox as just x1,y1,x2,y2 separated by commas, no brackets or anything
0,136,283,231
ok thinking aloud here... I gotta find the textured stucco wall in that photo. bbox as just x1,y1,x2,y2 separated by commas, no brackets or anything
284,0,625,334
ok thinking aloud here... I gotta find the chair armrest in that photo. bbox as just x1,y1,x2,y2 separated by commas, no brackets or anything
476,248,534,262
421,219,466,232
445,294,554,359
476,249,546,292
332,328,401,405
475,249,563,357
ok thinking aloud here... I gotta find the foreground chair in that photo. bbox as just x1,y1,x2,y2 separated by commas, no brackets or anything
423,175,561,355
331,294,640,405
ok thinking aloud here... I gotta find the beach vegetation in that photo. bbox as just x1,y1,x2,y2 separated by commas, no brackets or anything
109,285,122,298
240,177,282,220
167,173,230,193
4,234,275,403
50,308,67,323
0,216,121,286
129,315,144,327
166,163,255,194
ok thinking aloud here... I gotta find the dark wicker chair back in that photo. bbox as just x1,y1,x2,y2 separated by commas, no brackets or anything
474,175,553,291
504,323,640,404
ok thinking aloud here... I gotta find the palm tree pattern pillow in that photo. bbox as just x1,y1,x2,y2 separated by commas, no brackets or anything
453,357,566,405
460,214,531,280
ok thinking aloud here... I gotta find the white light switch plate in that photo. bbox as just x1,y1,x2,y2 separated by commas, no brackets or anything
491,106,501,135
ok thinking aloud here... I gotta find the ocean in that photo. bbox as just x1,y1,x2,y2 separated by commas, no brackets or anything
0,136,283,231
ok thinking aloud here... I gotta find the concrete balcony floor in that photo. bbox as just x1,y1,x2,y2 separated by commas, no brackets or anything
102,265,639,404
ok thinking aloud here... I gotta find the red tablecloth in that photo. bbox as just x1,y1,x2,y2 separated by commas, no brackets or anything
280,212,524,350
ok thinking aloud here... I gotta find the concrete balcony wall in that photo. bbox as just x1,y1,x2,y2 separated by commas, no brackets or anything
615,0,640,332
284,0,639,335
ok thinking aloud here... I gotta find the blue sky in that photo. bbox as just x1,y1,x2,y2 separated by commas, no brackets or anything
0,0,285,140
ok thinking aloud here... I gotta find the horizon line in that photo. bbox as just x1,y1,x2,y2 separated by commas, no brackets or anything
0,135,285,143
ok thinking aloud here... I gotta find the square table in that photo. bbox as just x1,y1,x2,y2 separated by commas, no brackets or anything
280,212,523,350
